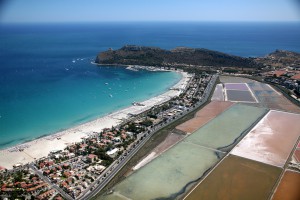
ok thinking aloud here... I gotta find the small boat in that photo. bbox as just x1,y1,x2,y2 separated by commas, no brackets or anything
105,83,109,85
109,94,113,98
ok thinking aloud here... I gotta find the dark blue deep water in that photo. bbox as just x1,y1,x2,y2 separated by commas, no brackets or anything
0,22,299,149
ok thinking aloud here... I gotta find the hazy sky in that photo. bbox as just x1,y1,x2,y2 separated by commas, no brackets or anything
1,0,300,23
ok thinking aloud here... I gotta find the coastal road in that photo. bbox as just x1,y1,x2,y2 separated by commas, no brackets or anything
78,75,218,200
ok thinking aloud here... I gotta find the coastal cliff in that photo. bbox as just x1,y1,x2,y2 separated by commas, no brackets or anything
95,45,259,68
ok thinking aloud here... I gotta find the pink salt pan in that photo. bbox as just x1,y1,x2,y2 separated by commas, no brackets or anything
231,110,300,168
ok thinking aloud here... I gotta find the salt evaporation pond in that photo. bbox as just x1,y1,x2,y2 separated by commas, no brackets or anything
231,110,300,167
103,142,225,200
100,104,267,200
272,170,300,200
184,155,281,200
211,84,224,101
184,103,267,151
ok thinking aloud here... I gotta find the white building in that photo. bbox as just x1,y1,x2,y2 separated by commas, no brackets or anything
106,148,119,158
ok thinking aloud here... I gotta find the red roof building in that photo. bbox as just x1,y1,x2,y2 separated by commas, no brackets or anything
274,70,287,77
291,73,300,80
63,171,72,178
87,154,98,162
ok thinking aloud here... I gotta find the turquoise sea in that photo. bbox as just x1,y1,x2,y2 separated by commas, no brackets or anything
0,22,300,149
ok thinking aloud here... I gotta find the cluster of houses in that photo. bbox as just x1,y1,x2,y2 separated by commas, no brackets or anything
0,73,212,199
0,168,63,200
33,126,137,198
262,68,300,98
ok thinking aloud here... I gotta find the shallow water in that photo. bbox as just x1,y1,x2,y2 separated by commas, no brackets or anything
226,90,256,102
0,64,180,149
185,104,267,151
102,142,224,200
211,84,224,101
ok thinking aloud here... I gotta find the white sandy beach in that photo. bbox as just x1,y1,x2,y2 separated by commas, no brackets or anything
0,71,192,169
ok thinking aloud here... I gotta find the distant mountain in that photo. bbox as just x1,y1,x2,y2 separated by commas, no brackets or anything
95,45,259,68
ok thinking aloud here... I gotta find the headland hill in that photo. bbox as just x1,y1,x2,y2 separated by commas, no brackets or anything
96,45,300,99
95,45,300,74
96,45,259,70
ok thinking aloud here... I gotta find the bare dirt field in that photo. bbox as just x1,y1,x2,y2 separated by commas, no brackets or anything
130,131,186,172
272,170,300,200
176,101,234,133
153,131,185,154
184,155,281,200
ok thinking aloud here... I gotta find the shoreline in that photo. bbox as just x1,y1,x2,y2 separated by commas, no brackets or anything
0,68,192,169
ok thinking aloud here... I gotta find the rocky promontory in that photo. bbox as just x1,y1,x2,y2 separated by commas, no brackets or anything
95,45,259,68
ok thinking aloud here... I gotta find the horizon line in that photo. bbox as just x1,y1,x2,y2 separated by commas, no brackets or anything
1,20,300,25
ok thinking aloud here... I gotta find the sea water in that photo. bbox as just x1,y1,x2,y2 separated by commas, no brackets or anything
0,22,299,149
0,61,180,148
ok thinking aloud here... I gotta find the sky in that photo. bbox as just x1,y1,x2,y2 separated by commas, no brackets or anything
0,0,300,23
